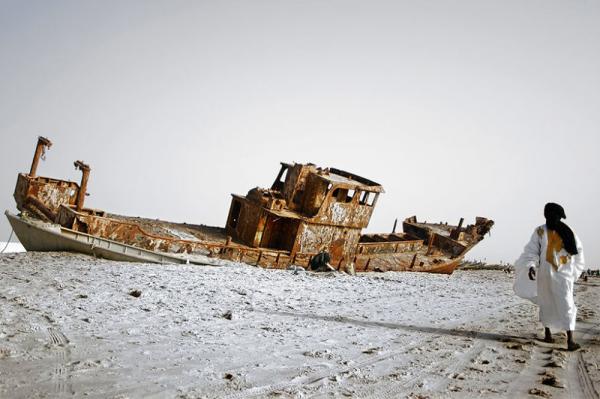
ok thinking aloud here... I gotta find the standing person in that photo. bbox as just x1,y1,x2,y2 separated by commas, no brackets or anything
513,202,585,351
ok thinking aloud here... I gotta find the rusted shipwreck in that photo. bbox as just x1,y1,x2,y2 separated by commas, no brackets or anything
6,137,494,273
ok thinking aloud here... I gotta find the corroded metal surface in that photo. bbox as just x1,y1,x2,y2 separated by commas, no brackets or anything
73,160,90,211
10,138,494,274
14,174,79,222
28,136,52,178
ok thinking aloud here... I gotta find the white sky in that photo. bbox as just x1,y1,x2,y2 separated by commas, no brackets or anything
1,1,599,266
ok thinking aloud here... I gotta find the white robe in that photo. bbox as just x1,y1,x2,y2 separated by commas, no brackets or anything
514,225,585,331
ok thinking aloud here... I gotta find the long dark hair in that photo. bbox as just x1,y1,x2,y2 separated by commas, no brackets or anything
544,202,578,255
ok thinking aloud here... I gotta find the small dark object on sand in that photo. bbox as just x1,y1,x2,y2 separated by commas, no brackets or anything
506,342,523,350
224,373,234,380
528,388,550,398
541,373,564,388
544,360,564,368
222,310,233,320
129,289,142,298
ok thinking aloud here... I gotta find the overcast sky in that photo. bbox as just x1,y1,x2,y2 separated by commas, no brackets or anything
1,1,599,266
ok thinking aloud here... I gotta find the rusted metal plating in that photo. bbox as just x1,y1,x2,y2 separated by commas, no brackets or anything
224,163,385,269
14,136,79,222
13,138,494,274
73,160,90,212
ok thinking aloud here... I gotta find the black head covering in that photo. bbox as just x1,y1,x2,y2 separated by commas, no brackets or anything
544,202,578,255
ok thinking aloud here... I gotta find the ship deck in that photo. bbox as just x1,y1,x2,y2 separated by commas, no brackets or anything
106,213,230,244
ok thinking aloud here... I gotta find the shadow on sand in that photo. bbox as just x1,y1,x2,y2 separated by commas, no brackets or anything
257,309,530,343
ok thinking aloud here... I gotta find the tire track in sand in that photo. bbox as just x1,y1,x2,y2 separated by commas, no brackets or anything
567,319,600,399
506,284,600,399
227,302,512,398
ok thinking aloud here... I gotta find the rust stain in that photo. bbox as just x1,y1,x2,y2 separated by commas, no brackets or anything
12,138,495,274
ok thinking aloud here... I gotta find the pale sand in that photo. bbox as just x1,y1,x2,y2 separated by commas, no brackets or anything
0,252,598,398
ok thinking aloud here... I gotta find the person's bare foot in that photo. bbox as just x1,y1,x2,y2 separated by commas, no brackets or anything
567,342,581,351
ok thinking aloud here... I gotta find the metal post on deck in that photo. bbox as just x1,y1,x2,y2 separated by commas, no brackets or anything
451,217,465,240
29,136,52,178
426,233,435,255
410,253,417,268
74,160,91,212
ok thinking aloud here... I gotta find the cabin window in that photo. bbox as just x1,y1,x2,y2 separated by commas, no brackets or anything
360,191,377,206
229,200,241,228
331,188,349,202
271,165,289,191
331,188,339,201
345,189,355,203
367,193,377,206
360,191,370,205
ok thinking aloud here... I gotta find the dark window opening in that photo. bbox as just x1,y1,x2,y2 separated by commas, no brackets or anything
293,190,304,205
271,165,289,191
331,188,339,200
230,200,241,228
264,217,298,251
331,188,348,202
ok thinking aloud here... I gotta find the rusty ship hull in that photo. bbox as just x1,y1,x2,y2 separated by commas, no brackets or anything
6,137,494,274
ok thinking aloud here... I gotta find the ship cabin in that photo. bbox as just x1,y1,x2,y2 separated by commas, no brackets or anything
226,163,384,266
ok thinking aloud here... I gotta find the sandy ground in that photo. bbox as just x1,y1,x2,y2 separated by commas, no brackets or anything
0,252,599,399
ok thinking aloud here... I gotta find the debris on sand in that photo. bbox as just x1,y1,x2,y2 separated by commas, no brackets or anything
129,289,142,298
505,342,524,350
362,347,382,355
223,373,234,380
540,372,564,388
528,388,551,398
222,310,233,320
286,265,305,274
544,360,565,368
